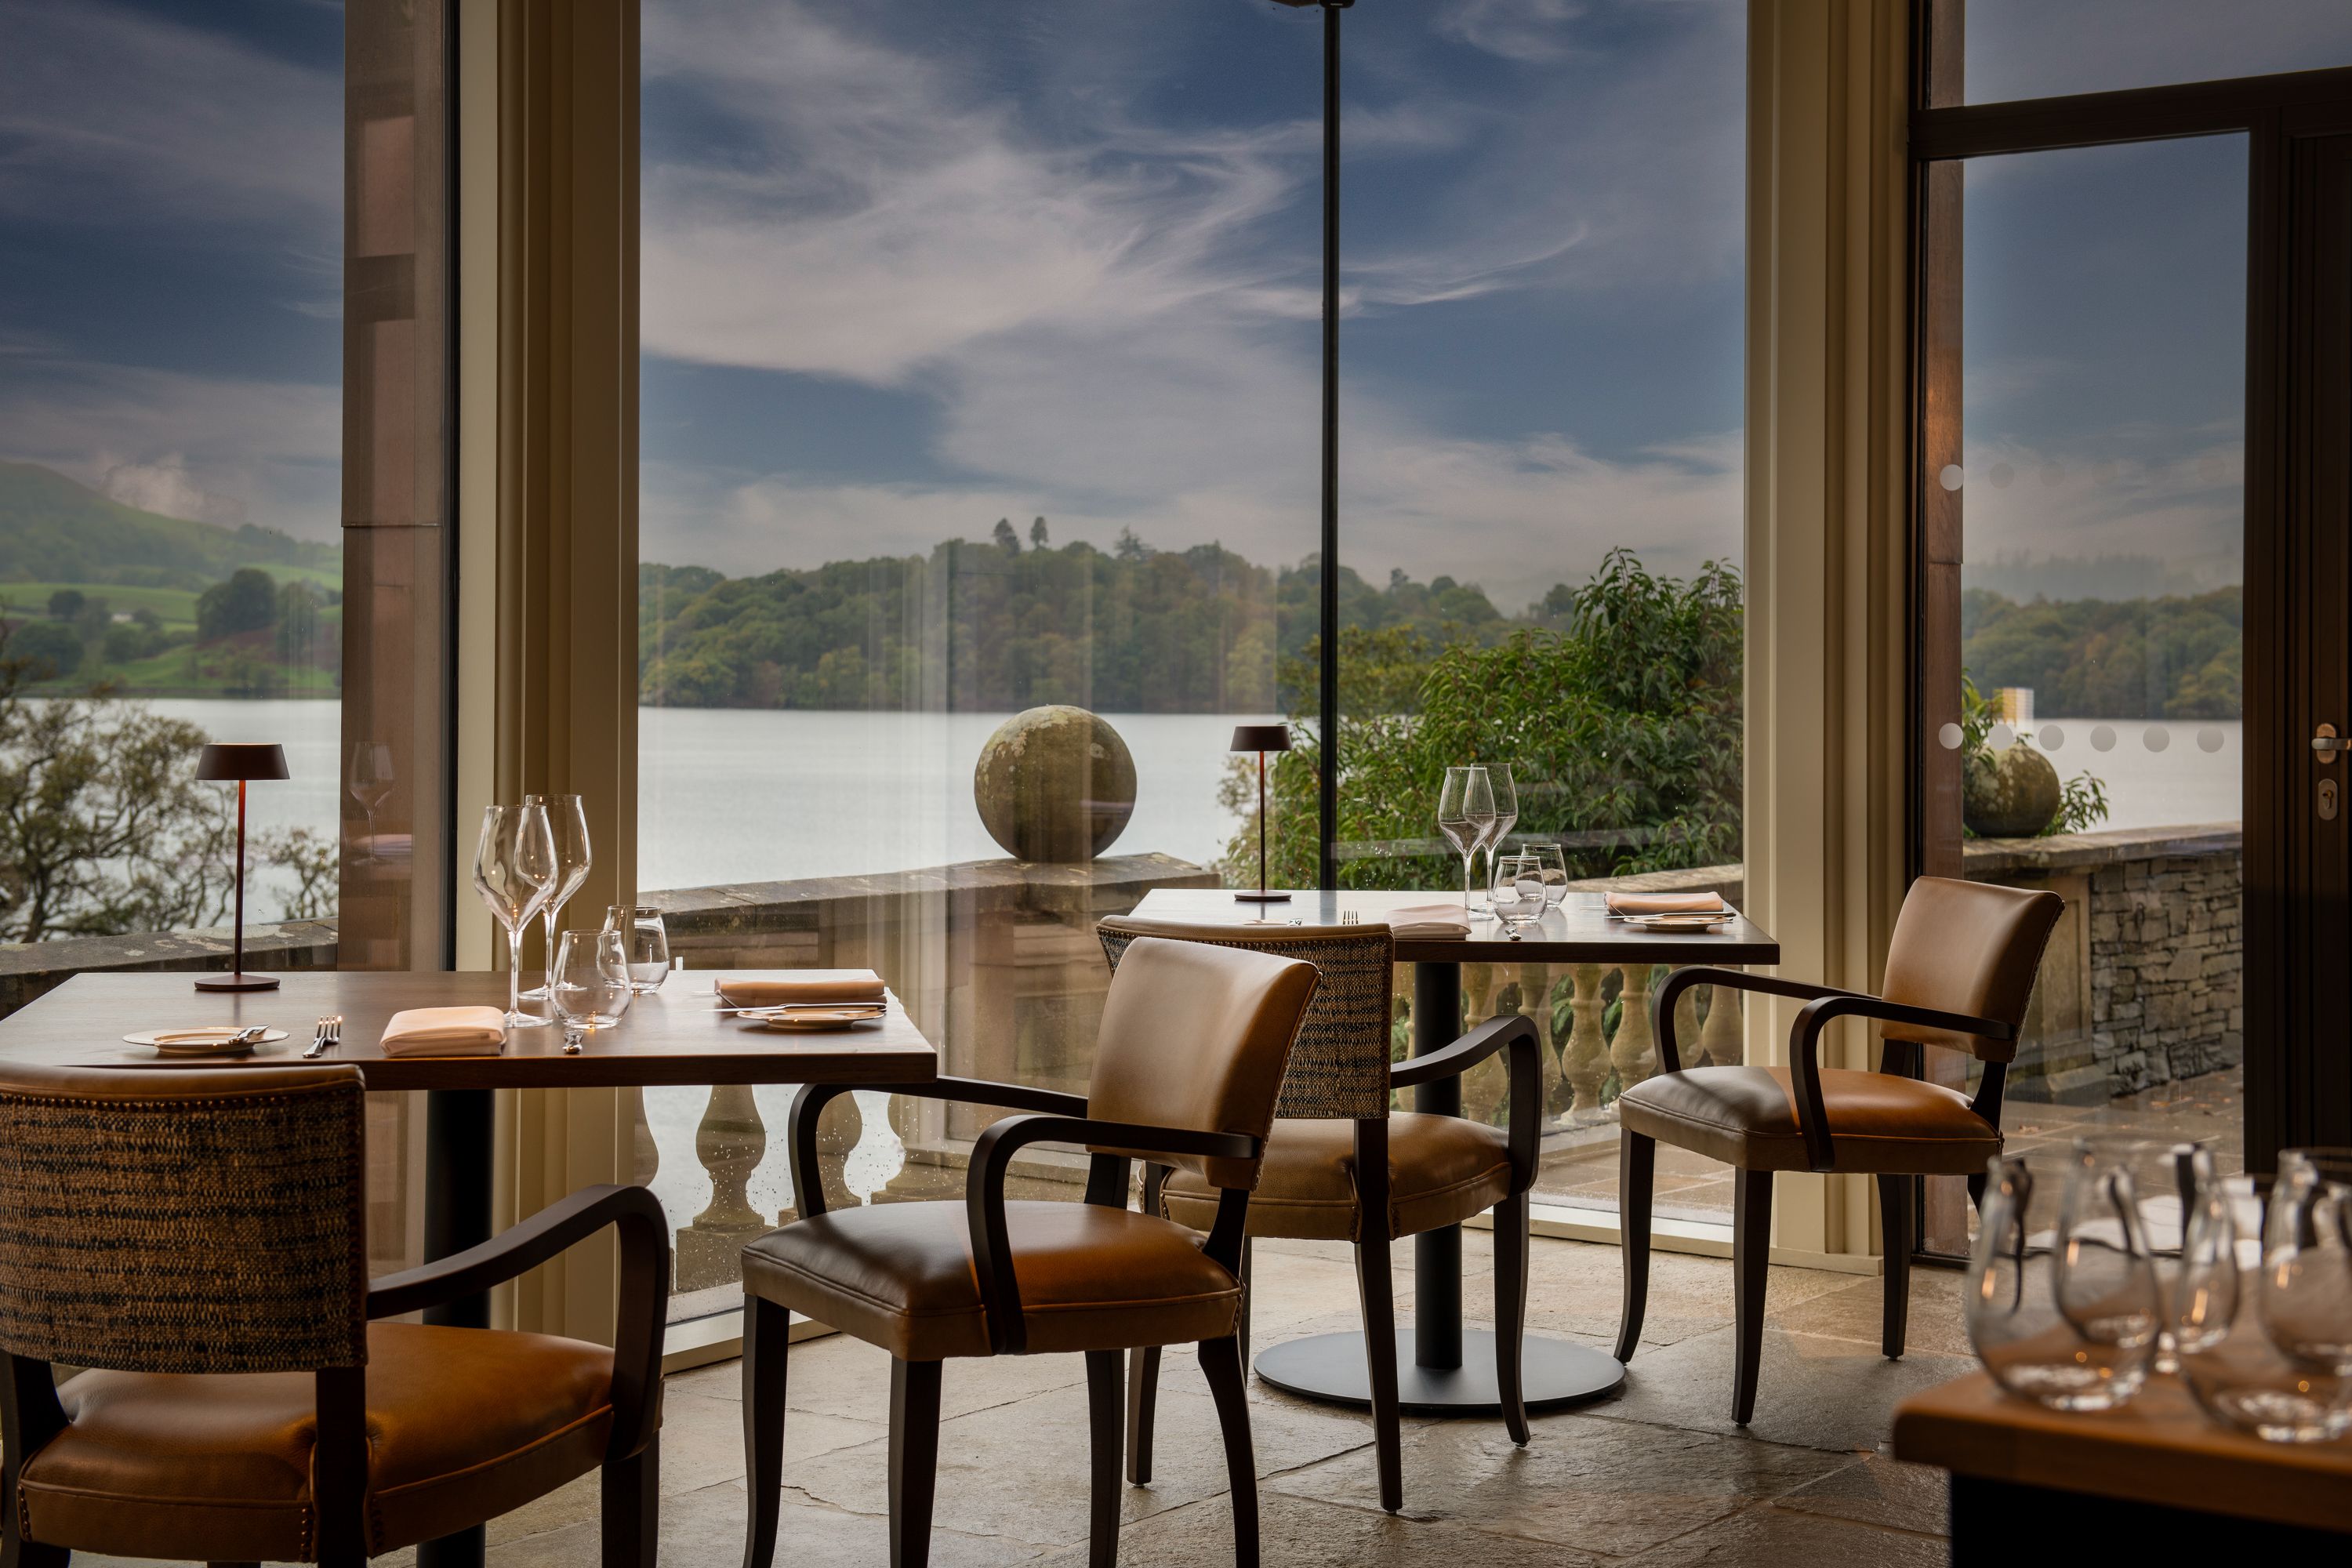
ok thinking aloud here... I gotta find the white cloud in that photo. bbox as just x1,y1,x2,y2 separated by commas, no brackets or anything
0,356,341,537
1436,0,1591,64
637,0,1747,601
1957,426,2244,581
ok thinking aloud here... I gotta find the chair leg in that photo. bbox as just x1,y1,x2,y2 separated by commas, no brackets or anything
1730,1167,1773,1426
601,1433,659,1568
1613,1131,1656,1363
1126,1166,1165,1486
888,1358,944,1568
741,1294,791,1568
1085,1350,1123,1567
1494,1189,1532,1446
1123,1345,1160,1486
1878,1174,1913,1359
1352,1228,1403,1513
1198,1336,1259,1568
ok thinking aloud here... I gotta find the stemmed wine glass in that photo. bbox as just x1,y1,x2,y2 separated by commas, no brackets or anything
1479,766,1520,917
473,801,558,1028
347,742,394,862
519,794,593,1001
1437,766,1497,911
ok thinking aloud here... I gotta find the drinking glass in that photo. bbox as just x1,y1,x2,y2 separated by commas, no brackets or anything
473,802,557,1028
1527,842,1570,906
520,794,593,1001
606,905,671,993
1965,1151,2158,1410
347,742,394,861
1436,766,1497,911
2178,1173,2352,1442
551,929,634,1031
2071,1136,2209,1371
1488,853,1544,939
2261,1152,2352,1377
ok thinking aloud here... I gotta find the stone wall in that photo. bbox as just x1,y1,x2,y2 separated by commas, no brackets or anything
1962,824,2241,1104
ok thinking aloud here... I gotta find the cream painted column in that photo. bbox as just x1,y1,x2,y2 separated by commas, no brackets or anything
1744,0,1912,1262
455,0,644,1340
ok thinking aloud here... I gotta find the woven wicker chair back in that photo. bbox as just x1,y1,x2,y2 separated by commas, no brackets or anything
0,1062,368,1374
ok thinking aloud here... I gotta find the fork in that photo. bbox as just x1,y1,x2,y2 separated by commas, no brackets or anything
303,1014,343,1059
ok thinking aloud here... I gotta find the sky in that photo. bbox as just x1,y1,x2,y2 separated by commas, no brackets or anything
6,2,2352,608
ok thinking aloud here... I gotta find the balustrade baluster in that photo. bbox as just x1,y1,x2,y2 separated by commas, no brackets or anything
1610,963,1658,1091
1563,964,1610,1120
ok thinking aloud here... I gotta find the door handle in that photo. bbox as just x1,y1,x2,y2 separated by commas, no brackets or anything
2315,724,2347,761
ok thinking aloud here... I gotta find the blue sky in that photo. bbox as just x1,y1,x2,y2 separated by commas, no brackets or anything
7,2,2352,608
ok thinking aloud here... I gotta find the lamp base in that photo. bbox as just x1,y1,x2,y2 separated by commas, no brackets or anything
194,972,281,993
1233,891,1293,902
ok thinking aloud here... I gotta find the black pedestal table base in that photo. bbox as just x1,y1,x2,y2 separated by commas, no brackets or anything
1254,1327,1625,1414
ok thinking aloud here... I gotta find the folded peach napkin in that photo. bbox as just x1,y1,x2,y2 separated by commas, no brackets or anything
1606,891,1730,916
381,1006,508,1057
717,971,887,1008
1384,904,1472,940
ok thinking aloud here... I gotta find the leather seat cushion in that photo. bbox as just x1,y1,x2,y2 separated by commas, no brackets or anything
20,1322,615,1562
1160,1114,1513,1242
742,1200,1243,1361
1617,1066,2001,1174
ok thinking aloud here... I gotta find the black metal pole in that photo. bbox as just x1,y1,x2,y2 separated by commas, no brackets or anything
232,779,248,977
1316,0,1346,890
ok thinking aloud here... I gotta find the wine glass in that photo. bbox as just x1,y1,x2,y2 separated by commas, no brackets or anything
520,794,593,1001
2071,1136,2209,1371
551,928,634,1032
347,742,394,862
473,801,557,1028
1436,766,1497,911
1488,853,1545,940
2178,1171,2352,1441
2262,1152,2352,1377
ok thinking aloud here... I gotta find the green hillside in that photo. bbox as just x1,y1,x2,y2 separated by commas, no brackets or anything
0,461,339,590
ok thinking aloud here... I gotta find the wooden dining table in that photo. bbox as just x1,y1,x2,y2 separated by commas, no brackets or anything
0,967,938,1568
1129,886,1780,1416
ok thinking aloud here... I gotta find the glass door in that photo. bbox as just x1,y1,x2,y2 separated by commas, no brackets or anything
1917,134,2250,1251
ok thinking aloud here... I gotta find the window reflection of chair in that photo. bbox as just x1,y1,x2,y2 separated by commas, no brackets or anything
0,1062,670,1567
1613,876,2063,1424
739,936,1320,1568
1098,916,1543,1516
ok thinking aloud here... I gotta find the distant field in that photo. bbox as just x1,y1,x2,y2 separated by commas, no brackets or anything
0,582,203,629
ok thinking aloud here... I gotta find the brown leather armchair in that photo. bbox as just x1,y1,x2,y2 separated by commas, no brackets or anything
1612,876,2063,1424
1096,917,1542,1516
739,935,1321,1568
0,1061,669,1568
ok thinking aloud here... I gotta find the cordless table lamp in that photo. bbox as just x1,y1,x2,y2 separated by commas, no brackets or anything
1230,724,1293,903
194,742,289,992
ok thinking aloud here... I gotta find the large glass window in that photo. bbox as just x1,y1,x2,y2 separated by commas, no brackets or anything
637,0,1321,1314
0,0,448,1269
1314,1,1748,1221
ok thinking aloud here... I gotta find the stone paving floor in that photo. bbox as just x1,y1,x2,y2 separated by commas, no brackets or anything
78,1229,1970,1567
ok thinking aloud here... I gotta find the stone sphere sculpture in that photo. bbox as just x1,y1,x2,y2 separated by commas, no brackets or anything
1962,741,2063,838
973,706,1137,862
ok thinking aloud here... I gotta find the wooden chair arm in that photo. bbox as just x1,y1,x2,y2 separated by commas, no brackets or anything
365,1183,670,1461
787,1076,1091,1218
1388,1013,1544,1194
965,1115,1258,1355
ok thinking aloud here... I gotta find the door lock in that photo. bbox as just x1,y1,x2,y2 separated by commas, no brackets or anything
2317,724,2348,762
2323,778,2340,822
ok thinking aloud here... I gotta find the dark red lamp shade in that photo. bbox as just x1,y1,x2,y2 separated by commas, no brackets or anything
195,743,289,782
1229,724,1292,754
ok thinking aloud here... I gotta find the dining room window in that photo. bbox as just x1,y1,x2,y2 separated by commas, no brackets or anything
1317,0,1748,1222
0,0,455,1268
635,0,1323,1315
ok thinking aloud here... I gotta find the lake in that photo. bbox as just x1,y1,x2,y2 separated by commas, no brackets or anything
130,700,2247,921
